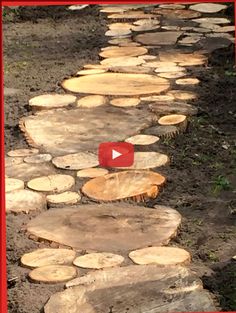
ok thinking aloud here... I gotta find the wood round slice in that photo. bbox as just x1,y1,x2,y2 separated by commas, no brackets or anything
193,17,230,25
83,64,109,70
77,95,107,108
107,12,156,19
129,246,191,265
5,178,24,193
21,248,76,268
77,168,109,178
149,102,198,116
76,69,106,75
6,189,46,214
82,170,166,202
29,94,76,111
217,26,235,33
198,23,221,31
62,73,170,96
108,22,132,30
73,253,124,269
138,55,157,61
141,94,175,102
110,66,152,74
159,4,185,9
158,72,187,79
125,134,159,145
46,192,81,206
52,152,98,170
68,4,88,10
5,156,23,167
100,57,144,67
151,8,201,19
178,36,201,44
119,152,169,170
99,46,147,58
7,148,39,157
29,265,77,283
110,97,140,107
131,24,160,32
105,29,132,37
143,125,179,139
24,154,52,164
26,204,181,252
189,3,227,13
158,114,187,133
135,31,183,46
27,174,75,193
176,78,200,85
159,51,207,67
168,90,197,101
133,19,160,26
154,65,185,73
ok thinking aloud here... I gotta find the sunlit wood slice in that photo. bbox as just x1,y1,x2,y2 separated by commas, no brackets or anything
129,246,191,265
46,192,81,207
154,65,185,73
178,36,201,44
158,72,187,79
159,51,207,66
159,4,185,9
68,4,88,10
5,178,24,192
76,69,106,75
99,46,147,58
216,26,235,33
77,95,107,108
143,125,179,139
189,3,227,13
27,204,181,252
133,19,160,26
82,170,166,202
142,61,177,69
6,189,46,214
108,22,132,30
100,57,144,67
138,55,157,61
29,265,77,283
135,31,183,46
176,78,200,85
27,174,75,193
29,94,76,111
162,25,181,31
198,23,221,31
110,97,140,107
77,168,109,178
141,94,175,102
107,11,156,19
21,248,76,269
5,156,23,167
151,8,201,19
168,90,197,101
83,64,108,70
149,102,198,116
100,6,127,13
73,253,124,269
105,29,132,37
7,148,39,157
125,134,159,145
193,17,230,24
108,38,140,46
62,73,169,96
131,24,160,32
158,114,187,133
109,66,152,74
52,152,98,170
24,154,52,164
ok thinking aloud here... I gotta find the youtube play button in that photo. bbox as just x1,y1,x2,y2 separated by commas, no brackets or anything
98,142,134,167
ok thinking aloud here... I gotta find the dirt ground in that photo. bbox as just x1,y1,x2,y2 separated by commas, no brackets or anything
3,5,236,313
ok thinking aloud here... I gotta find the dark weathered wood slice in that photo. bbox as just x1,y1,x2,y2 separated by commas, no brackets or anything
135,31,183,46
149,101,198,116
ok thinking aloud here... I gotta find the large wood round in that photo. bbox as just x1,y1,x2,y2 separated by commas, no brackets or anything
26,204,181,253
99,46,147,58
73,253,124,269
61,73,170,96
29,265,77,283
52,152,98,170
82,170,166,202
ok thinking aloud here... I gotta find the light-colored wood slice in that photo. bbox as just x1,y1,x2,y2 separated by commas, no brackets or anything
149,102,198,116
100,6,128,13
77,168,109,178
5,156,24,167
52,152,98,170
176,78,200,85
141,94,175,102
83,64,109,70
68,4,88,10
151,8,201,19
29,265,77,283
46,192,81,206
189,3,227,13
131,24,160,32
159,51,207,66
6,189,46,213
125,134,159,145
154,65,185,73
159,4,185,9
21,248,76,268
29,94,76,111
198,23,221,31
62,73,169,96
133,19,160,26
216,26,235,33
100,57,144,67
73,253,124,269
23,154,52,164
178,36,201,44
27,174,75,193
105,29,132,37
168,90,197,101
143,125,180,139
99,46,147,58
158,72,187,79
162,25,181,31
135,31,183,46
5,178,24,192
82,170,166,202
191,27,211,33
108,38,140,46
158,114,187,133
7,148,39,157
27,204,181,252
76,69,106,75
100,5,154,13
193,17,230,25
129,246,191,265
138,55,157,61
77,95,107,108
108,22,132,30
142,61,177,69
109,66,152,74
107,11,156,19
110,97,140,107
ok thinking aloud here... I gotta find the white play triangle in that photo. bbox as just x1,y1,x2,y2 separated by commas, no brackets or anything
112,149,122,160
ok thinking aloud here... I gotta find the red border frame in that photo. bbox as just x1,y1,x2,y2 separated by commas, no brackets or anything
0,1,235,313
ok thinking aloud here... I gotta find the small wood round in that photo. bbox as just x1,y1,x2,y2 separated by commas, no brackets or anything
77,168,109,178
29,265,77,283
131,24,160,32
154,65,185,73
100,57,144,67
193,17,230,25
175,78,200,85
217,26,235,33
143,125,179,139
189,3,227,13
129,246,191,265
27,175,75,193
110,98,140,107
5,156,23,167
73,253,124,269
107,12,156,19
21,248,76,268
158,72,186,79
24,154,52,164
158,114,187,133
29,94,76,111
83,64,108,70
7,148,39,157
141,94,175,102
133,19,160,26
142,61,177,69
99,46,147,58
159,4,185,9
105,29,132,37
168,90,197,101
5,178,24,193
159,51,207,67
108,22,132,30
46,192,81,206
125,134,159,145
76,69,106,75
77,95,107,108
52,152,98,170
